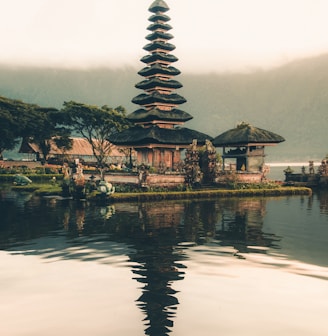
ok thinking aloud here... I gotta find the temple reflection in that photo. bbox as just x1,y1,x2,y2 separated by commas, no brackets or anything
215,199,280,253
117,202,186,335
317,190,328,214
0,193,286,335
179,198,280,253
130,233,185,335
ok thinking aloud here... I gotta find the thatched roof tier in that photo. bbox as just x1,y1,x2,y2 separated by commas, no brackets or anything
109,125,212,146
132,92,186,105
147,22,172,31
19,137,124,157
143,41,175,52
127,108,193,123
149,0,169,13
138,64,180,77
146,31,173,41
141,53,178,64
212,122,285,147
136,78,182,90
149,14,170,22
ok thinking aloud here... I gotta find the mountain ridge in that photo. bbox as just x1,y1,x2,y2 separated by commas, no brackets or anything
1,54,328,161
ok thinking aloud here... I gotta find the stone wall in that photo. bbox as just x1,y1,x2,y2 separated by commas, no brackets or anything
215,171,263,184
146,174,185,187
106,172,185,188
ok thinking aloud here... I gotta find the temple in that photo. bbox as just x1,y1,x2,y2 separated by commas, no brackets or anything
212,122,285,182
109,0,211,171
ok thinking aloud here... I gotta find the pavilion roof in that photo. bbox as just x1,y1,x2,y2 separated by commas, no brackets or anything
212,122,285,147
108,125,212,147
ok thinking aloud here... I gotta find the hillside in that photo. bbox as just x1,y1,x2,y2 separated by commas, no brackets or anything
1,54,328,162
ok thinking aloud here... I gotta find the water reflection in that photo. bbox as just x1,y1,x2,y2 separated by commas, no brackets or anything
317,189,328,214
1,191,328,335
217,199,281,254
131,232,185,335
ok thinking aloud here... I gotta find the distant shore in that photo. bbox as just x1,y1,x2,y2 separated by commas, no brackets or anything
267,162,321,167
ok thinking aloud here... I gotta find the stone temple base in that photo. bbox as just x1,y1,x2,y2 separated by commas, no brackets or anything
215,171,264,184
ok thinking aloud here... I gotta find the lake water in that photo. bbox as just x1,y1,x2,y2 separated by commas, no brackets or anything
1,188,328,336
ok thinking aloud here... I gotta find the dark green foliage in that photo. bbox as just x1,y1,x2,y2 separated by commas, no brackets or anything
0,95,71,160
0,96,33,154
21,107,72,161
60,101,131,169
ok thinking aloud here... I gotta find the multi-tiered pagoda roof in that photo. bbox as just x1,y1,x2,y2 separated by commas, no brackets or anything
128,0,191,126
109,0,210,149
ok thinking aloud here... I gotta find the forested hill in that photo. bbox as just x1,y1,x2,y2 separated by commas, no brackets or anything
1,54,328,162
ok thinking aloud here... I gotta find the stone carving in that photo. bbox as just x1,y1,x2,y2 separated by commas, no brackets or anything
309,161,315,174
184,140,203,187
201,139,219,184
318,160,328,176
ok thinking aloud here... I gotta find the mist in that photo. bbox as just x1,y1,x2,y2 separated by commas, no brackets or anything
1,53,328,162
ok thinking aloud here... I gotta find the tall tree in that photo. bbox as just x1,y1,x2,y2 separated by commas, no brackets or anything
0,95,72,161
60,101,130,177
0,96,35,158
19,107,72,162
0,110,18,157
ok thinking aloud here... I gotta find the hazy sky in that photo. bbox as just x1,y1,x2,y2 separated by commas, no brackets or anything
2,0,328,72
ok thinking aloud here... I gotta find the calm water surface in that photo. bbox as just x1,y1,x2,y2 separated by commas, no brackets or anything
0,188,328,336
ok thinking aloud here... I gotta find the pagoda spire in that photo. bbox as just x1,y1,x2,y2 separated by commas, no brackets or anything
128,0,193,127
108,0,212,171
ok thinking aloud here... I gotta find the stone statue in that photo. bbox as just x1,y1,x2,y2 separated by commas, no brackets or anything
75,162,85,186
98,178,115,196
184,140,203,187
309,161,315,174
61,163,72,197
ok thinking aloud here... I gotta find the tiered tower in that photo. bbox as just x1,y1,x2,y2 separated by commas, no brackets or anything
129,0,192,128
109,0,211,171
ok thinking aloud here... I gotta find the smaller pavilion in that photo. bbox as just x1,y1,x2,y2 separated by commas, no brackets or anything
212,122,285,174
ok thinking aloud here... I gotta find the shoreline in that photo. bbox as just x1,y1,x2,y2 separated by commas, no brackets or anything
6,184,313,202
95,187,312,203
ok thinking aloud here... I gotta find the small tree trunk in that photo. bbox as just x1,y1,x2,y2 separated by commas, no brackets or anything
99,167,105,181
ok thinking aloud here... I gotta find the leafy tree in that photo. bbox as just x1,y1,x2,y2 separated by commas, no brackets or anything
20,107,72,162
0,110,18,157
60,101,131,177
0,96,30,157
0,95,72,161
